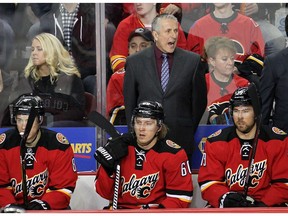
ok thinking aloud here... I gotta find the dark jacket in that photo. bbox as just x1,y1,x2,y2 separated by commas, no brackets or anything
28,72,86,124
260,47,288,132
124,46,207,156
39,3,96,79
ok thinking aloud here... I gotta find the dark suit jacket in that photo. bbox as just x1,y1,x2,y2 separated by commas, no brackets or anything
124,46,207,156
260,47,288,132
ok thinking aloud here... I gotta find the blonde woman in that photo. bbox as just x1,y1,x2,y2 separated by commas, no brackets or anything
24,32,86,125
204,36,249,124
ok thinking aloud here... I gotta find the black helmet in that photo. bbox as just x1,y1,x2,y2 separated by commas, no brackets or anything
230,83,261,117
10,94,44,124
230,87,252,108
132,101,164,124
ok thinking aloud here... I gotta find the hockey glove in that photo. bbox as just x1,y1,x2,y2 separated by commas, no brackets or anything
94,134,130,175
245,196,267,207
219,192,252,208
26,199,51,210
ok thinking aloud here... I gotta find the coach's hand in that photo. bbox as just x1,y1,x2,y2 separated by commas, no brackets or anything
94,133,131,175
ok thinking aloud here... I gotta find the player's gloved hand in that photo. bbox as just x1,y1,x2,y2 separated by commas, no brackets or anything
94,133,131,175
245,196,267,207
219,192,253,208
26,199,51,210
0,203,26,213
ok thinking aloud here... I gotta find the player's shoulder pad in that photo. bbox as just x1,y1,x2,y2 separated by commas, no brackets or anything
56,132,70,145
153,139,182,154
259,125,287,141
0,129,20,150
207,127,235,143
0,133,6,147
40,128,70,151
166,140,181,149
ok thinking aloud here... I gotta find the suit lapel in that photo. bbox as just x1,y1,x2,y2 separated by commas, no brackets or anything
165,48,183,94
144,48,163,92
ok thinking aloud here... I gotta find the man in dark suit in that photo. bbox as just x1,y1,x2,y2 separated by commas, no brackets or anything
260,46,288,132
124,13,207,160
259,14,288,132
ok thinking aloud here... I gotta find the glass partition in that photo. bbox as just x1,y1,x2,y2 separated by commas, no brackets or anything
0,3,287,172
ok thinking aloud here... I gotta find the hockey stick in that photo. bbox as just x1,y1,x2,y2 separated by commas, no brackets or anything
243,83,262,198
19,106,37,207
88,111,121,210
88,111,121,139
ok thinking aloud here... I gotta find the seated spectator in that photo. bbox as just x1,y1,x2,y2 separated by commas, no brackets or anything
0,18,14,71
24,33,86,126
0,69,13,125
204,36,249,124
27,3,96,94
106,27,154,124
0,19,15,124
110,3,187,73
236,3,286,56
187,3,265,64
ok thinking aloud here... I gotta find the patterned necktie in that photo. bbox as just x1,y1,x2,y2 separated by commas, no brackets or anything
161,53,169,92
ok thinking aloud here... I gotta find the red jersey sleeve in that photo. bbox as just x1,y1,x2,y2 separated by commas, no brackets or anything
0,146,17,207
261,135,288,206
95,166,115,200
106,71,125,116
41,145,78,209
198,136,230,207
160,149,193,208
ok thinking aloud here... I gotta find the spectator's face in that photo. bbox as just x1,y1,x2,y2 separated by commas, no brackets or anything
31,39,46,67
214,3,230,9
232,105,256,134
128,36,152,55
209,48,235,79
16,114,41,144
134,3,155,16
134,117,160,150
153,18,178,53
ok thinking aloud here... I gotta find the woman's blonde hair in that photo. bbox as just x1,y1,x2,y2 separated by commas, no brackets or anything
24,33,81,83
203,36,236,60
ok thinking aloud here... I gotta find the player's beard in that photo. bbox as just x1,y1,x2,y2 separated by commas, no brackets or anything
235,120,256,134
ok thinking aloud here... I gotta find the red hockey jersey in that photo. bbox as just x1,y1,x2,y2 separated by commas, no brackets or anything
198,126,288,207
106,70,125,116
110,13,187,73
95,138,193,209
187,12,265,62
206,72,249,107
0,128,78,209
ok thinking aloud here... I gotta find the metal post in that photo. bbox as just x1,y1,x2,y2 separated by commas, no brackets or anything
95,3,107,150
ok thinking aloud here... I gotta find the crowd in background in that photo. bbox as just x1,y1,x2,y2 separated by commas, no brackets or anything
0,3,287,128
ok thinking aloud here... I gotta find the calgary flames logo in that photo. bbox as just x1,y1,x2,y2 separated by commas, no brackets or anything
121,172,159,199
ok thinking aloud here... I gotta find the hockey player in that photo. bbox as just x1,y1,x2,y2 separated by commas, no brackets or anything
198,84,288,207
0,94,77,211
94,101,193,209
